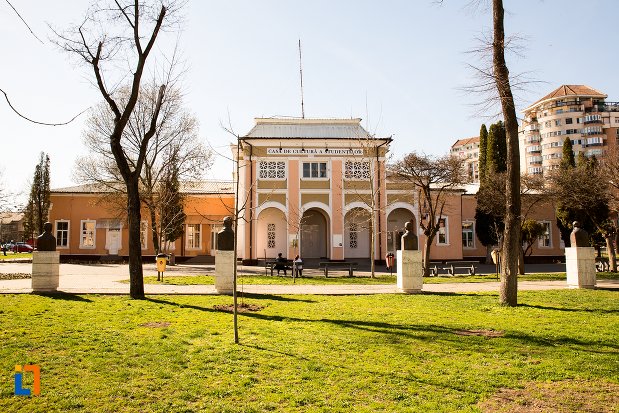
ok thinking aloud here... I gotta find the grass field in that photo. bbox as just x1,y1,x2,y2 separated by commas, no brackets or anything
132,272,619,286
1,290,617,412
0,252,32,260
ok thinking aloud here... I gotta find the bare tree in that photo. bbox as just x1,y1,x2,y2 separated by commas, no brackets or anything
54,0,183,298
390,152,466,276
75,83,211,255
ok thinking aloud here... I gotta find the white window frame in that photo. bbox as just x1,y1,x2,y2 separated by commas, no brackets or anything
55,220,70,249
436,217,449,246
80,220,96,249
258,160,287,180
301,161,329,180
462,221,475,249
140,221,148,250
344,160,371,180
538,221,552,248
186,224,202,250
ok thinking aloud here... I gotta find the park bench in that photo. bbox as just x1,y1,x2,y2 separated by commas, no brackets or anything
429,261,478,276
318,261,358,277
595,257,610,272
265,259,294,276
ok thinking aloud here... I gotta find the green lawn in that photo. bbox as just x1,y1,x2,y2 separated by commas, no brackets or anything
1,290,618,412
0,252,32,260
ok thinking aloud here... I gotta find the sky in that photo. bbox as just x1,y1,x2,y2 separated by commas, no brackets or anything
1,0,618,205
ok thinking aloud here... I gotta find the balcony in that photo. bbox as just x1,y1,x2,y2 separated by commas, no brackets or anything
525,137,540,144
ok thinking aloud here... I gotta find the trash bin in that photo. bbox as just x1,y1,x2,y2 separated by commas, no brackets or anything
168,253,175,266
156,253,168,273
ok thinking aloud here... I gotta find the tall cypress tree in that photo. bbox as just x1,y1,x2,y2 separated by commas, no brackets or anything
487,121,507,175
159,152,185,250
560,137,575,170
478,124,488,183
23,153,51,241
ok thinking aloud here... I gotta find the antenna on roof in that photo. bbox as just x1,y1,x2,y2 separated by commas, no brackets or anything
298,39,305,119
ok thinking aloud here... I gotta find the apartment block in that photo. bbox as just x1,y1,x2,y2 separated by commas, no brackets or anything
451,136,480,183
520,85,619,175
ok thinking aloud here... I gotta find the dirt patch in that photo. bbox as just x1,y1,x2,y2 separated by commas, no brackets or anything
213,303,264,313
0,273,31,280
140,321,171,328
478,380,619,413
454,329,504,338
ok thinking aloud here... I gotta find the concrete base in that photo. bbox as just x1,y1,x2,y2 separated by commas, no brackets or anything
565,247,596,289
32,251,60,292
396,250,423,293
215,250,235,294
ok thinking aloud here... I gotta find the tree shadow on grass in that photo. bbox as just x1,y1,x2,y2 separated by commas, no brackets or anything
420,291,490,297
518,303,619,314
237,292,316,303
33,292,93,302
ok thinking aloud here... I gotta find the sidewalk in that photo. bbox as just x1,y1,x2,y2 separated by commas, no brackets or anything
1,262,617,295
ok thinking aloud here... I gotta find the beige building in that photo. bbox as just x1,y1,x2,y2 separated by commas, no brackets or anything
451,136,480,182
520,85,619,174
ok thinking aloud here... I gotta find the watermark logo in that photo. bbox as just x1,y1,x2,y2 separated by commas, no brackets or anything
14,364,40,396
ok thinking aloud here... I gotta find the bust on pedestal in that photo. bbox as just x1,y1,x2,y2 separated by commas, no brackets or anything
32,222,60,292
565,221,596,289
214,217,235,294
397,221,423,293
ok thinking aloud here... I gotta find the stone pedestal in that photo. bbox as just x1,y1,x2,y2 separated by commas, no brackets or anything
32,251,60,292
215,250,235,294
565,247,596,289
396,250,423,293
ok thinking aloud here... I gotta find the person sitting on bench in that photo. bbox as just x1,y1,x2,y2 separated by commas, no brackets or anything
275,252,288,275
293,255,303,277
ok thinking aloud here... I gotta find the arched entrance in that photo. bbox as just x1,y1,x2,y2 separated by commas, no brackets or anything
344,208,371,259
387,208,415,252
300,208,328,258
256,207,288,259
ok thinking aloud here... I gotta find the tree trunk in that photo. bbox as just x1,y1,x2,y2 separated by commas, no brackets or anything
606,234,617,272
423,235,433,277
518,248,525,275
493,0,521,306
370,219,376,278
127,177,145,299
149,206,160,255
485,245,493,264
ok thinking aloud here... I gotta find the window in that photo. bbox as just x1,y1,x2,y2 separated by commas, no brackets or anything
462,222,474,248
538,222,551,248
55,221,69,248
302,162,327,178
555,119,561,126
186,224,201,249
565,118,573,124
80,220,96,248
258,161,286,179
344,161,370,180
267,223,276,249
140,221,148,250
437,218,448,245
349,223,358,248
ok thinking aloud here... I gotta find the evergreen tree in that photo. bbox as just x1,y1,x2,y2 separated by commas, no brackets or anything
478,124,488,183
486,121,507,175
576,151,588,168
560,138,575,170
159,152,185,250
23,153,51,240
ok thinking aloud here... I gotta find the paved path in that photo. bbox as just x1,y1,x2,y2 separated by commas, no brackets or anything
1,262,617,295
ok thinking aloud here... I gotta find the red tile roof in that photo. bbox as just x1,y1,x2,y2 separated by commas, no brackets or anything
451,136,480,148
526,85,607,111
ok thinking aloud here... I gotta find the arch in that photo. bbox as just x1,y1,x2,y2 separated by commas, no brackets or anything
344,207,371,259
300,207,330,259
386,202,416,217
301,201,332,220
256,207,288,259
256,201,287,217
344,201,372,215
387,207,416,253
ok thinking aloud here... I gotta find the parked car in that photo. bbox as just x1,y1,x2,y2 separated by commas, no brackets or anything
13,243,34,253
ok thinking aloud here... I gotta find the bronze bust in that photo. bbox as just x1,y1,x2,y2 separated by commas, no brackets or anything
570,221,589,247
401,221,418,251
37,222,57,251
217,216,235,251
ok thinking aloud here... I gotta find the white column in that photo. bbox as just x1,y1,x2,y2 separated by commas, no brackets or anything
396,250,423,293
565,247,596,289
